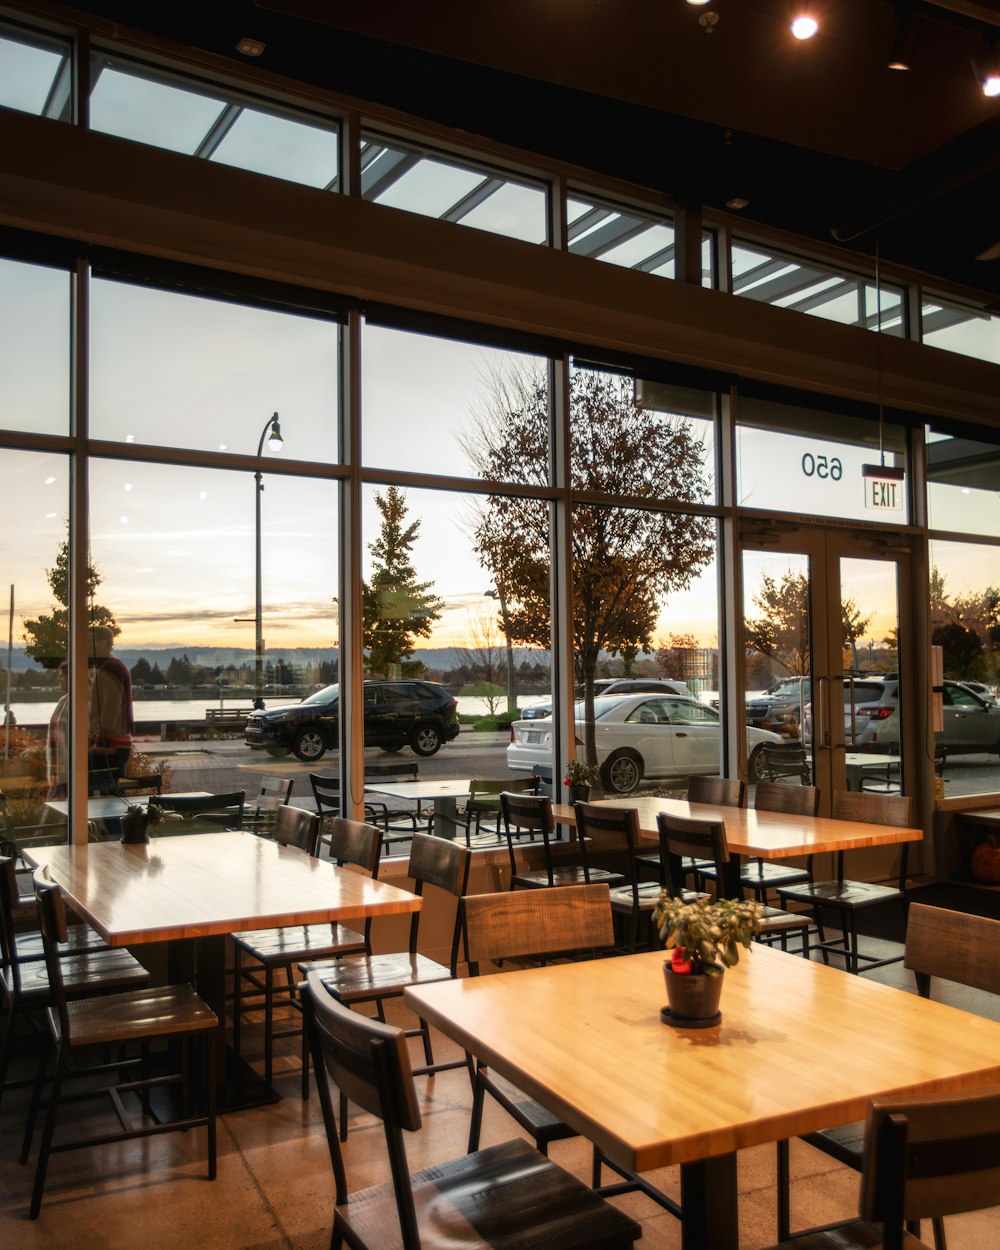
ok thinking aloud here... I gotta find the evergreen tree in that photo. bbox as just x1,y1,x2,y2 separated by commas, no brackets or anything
363,486,444,677
23,535,118,669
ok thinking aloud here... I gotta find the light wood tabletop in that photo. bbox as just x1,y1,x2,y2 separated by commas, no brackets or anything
407,945,1000,1249
551,794,922,859
27,830,421,946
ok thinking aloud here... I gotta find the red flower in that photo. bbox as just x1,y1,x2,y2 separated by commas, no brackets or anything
670,946,693,975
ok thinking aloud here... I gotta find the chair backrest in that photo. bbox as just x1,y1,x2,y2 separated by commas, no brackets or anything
688,775,746,807
858,1086,1000,1243
405,833,473,969
253,774,293,812
656,811,728,896
364,760,419,784
499,791,563,882
573,800,640,895
326,816,383,876
272,804,321,856
309,772,341,820
150,790,246,831
31,867,72,1040
470,776,538,807
301,971,422,1237
753,781,820,816
755,744,811,783
831,790,917,828
462,883,614,972
904,903,1000,999
0,854,27,993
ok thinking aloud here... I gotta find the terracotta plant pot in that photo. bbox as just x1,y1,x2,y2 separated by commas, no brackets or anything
662,962,724,1028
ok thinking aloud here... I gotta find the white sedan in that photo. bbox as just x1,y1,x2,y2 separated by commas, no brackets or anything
507,693,785,794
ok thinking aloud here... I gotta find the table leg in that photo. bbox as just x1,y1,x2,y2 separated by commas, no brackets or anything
429,797,460,839
680,1153,739,1250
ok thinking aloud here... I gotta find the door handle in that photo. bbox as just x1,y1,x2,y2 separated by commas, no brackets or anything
674,732,688,738
815,675,829,749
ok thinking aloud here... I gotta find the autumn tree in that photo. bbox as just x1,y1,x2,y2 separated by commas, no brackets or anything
363,486,444,677
465,365,714,765
841,597,874,670
456,606,509,716
22,535,118,669
656,633,700,682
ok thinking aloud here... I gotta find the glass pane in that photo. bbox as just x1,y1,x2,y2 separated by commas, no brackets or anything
926,424,1000,538
361,482,549,849
566,194,719,285
362,324,550,481
0,28,69,116
737,395,908,523
1,449,71,844
565,504,720,796
210,108,338,189
91,66,226,154
929,539,1000,798
361,134,548,245
922,298,1000,365
732,241,905,336
743,552,812,744
90,277,340,462
89,459,339,803
0,255,70,436
571,366,717,504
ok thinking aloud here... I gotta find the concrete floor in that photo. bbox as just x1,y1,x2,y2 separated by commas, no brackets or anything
2,937,999,1249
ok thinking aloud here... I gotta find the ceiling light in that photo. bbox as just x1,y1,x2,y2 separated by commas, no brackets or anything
726,197,750,210
887,6,913,71
790,12,819,40
236,36,266,58
972,44,1000,98
686,0,711,5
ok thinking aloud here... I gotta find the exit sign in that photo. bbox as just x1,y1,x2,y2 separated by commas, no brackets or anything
862,464,905,512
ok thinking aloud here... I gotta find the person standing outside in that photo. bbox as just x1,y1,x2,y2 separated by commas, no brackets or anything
45,660,70,798
88,625,134,792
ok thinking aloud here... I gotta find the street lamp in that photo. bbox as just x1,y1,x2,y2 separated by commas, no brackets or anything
484,587,517,718
252,413,283,709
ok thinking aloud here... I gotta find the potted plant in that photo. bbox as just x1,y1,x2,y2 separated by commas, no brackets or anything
652,892,762,1027
563,759,599,804
121,799,165,845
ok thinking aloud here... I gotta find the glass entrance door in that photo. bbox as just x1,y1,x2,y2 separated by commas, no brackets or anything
740,522,913,809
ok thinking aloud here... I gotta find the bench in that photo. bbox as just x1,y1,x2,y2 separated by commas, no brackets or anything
204,708,254,725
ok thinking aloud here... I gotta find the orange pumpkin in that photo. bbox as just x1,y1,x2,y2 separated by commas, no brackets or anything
971,835,1000,884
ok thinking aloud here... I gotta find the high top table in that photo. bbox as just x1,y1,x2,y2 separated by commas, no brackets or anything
364,777,473,838
551,793,922,894
407,944,1000,1250
27,831,422,1109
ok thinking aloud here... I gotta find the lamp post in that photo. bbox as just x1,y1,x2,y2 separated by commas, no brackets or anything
484,587,517,718
252,414,283,709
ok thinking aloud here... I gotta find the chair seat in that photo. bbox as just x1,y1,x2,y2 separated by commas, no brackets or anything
758,906,812,935
608,882,662,912
700,861,811,890
63,983,218,1048
334,1136,641,1250
14,923,110,962
476,1070,577,1147
800,1121,864,1169
515,866,624,890
304,951,451,1001
7,947,150,1002
231,922,367,963
777,879,902,911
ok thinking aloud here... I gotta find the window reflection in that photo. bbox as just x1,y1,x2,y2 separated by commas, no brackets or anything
0,255,71,436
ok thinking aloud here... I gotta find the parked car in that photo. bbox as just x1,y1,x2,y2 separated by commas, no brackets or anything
957,680,995,704
244,679,460,763
857,678,1000,755
745,678,811,738
800,677,892,745
518,677,691,721
507,692,784,794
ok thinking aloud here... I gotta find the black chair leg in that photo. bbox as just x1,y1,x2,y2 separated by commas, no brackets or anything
29,1044,69,1219
468,1066,486,1152
776,1139,791,1240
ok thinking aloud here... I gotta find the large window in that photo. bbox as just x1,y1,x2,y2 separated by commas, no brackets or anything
926,422,1000,538
0,24,71,119
921,296,1000,366
90,277,341,462
0,255,70,436
568,193,714,287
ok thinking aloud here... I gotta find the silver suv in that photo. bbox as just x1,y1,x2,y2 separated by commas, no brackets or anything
856,677,1000,755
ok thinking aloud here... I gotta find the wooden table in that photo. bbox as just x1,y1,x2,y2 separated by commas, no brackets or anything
365,778,472,838
407,945,1000,1250
552,794,922,893
27,831,421,1108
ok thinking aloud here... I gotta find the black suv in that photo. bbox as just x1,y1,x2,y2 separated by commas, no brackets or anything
244,680,460,763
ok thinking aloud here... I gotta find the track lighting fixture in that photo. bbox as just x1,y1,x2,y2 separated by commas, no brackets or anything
887,5,913,72
972,44,1000,98
790,10,819,41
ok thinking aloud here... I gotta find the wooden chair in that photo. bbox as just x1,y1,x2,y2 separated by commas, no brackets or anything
776,789,916,974
299,833,472,1123
24,870,217,1219
575,802,661,951
500,791,623,891
776,902,1000,1244
656,812,811,956
464,775,539,844
766,1084,1000,1250
0,855,148,1114
230,812,382,1089
300,967,642,1250
149,789,246,833
245,773,293,831
646,774,746,887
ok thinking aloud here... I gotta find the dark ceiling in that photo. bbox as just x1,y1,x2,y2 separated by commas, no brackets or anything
54,0,1000,305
